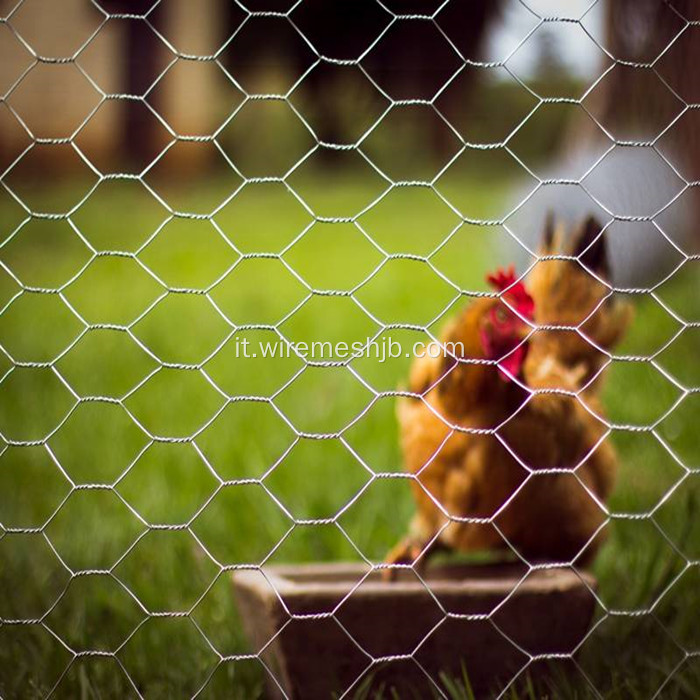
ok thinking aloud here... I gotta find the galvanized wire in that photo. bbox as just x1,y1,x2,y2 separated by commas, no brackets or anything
0,0,698,697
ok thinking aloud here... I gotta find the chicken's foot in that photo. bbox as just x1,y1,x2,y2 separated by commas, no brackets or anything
381,535,445,582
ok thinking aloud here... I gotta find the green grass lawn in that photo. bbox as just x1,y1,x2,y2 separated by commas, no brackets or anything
1,173,699,699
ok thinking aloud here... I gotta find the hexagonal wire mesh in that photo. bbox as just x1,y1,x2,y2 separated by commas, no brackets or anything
1,0,699,697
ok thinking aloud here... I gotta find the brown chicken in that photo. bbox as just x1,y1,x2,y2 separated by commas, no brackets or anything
385,218,631,575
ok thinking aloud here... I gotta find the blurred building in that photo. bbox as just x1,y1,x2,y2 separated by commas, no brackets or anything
1,0,510,176
1,0,697,202
0,0,226,174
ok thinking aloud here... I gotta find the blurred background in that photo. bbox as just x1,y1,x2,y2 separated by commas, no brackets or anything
1,0,699,697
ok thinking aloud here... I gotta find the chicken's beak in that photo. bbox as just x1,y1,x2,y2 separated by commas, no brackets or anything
515,321,532,342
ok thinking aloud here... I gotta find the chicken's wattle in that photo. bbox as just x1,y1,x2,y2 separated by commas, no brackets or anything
497,343,528,381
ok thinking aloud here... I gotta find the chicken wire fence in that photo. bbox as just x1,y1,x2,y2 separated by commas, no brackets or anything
1,0,699,697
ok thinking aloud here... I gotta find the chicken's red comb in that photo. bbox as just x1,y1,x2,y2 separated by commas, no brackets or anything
487,265,535,320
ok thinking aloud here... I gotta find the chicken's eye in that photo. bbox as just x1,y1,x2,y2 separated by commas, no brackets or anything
494,306,508,324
